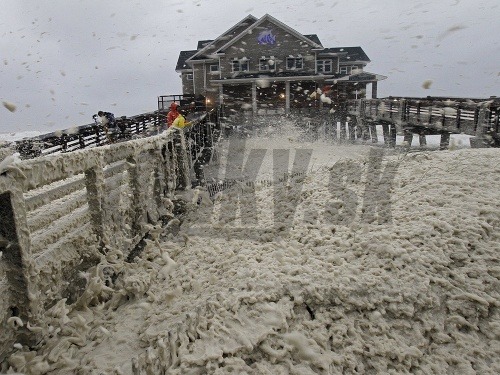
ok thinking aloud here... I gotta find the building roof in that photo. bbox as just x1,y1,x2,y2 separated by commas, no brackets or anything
187,14,259,62
177,16,372,72
197,40,214,50
320,47,370,63
327,71,387,82
215,14,324,54
176,50,197,71
303,34,322,46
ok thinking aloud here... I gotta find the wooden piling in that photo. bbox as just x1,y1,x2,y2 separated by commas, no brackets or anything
382,124,390,146
348,123,356,142
440,133,450,150
370,124,378,143
403,131,413,147
389,124,397,147
339,122,347,142
419,134,427,147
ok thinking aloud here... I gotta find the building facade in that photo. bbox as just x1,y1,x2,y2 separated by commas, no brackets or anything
175,14,386,113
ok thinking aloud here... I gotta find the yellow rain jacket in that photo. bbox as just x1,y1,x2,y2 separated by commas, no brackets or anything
171,114,191,129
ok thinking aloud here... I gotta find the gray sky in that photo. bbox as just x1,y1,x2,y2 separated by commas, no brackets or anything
1,0,498,134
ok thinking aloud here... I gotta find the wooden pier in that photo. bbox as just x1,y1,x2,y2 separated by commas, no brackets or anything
348,97,500,148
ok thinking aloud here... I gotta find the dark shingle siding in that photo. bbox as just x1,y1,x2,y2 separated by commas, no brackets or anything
197,40,214,50
175,50,197,71
303,34,322,46
320,47,370,62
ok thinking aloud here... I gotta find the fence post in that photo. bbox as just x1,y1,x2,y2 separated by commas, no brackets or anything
84,159,106,249
0,184,42,348
126,154,145,237
174,131,190,190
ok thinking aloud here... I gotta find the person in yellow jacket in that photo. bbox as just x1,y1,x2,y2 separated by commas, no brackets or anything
171,110,191,129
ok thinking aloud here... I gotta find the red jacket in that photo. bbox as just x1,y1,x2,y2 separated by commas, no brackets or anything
167,103,180,127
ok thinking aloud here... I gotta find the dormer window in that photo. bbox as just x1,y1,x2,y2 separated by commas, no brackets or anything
231,57,249,72
286,56,303,70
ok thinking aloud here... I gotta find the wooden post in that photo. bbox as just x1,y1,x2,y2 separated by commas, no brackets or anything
174,131,190,190
419,134,427,147
382,124,390,146
362,125,370,142
348,123,356,142
331,121,338,141
0,187,42,347
252,82,257,114
84,161,106,247
370,124,378,143
127,154,144,237
440,133,450,150
339,121,347,142
285,81,290,114
389,124,397,147
371,81,378,99
403,131,413,147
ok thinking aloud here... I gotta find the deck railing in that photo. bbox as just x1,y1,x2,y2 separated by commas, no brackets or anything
348,98,500,138
0,108,221,360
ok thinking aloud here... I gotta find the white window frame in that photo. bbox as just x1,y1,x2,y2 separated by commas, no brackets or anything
340,65,360,75
259,58,270,71
186,73,193,80
316,59,332,73
209,64,219,73
231,58,249,72
286,57,303,70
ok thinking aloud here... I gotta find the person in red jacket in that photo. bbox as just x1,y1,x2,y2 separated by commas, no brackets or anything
167,102,180,127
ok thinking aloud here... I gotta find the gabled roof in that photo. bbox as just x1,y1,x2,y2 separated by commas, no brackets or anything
187,14,258,62
303,34,322,46
176,50,197,71
216,14,324,54
320,47,370,63
197,40,214,50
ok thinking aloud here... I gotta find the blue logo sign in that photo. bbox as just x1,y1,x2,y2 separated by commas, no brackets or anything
257,30,276,45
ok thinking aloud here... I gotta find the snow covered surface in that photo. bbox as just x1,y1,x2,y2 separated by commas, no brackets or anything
2,125,499,374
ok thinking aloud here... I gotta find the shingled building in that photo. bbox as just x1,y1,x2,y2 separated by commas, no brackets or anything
175,14,386,114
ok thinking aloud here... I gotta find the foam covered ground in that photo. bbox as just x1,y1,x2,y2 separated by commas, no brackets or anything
3,146,500,374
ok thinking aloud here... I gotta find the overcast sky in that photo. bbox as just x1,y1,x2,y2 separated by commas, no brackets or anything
1,0,498,134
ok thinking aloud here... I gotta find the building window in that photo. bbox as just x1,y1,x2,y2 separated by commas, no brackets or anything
259,58,269,71
231,58,249,72
259,56,276,71
317,60,332,73
186,73,193,80
286,56,303,70
339,65,360,75
209,64,219,73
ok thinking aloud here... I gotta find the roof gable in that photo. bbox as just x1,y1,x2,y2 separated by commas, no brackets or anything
197,40,214,50
187,15,258,62
176,50,197,71
303,34,322,47
215,14,323,53
321,47,370,62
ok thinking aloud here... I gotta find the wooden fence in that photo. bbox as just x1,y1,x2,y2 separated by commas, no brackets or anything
0,110,221,360
348,97,500,148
